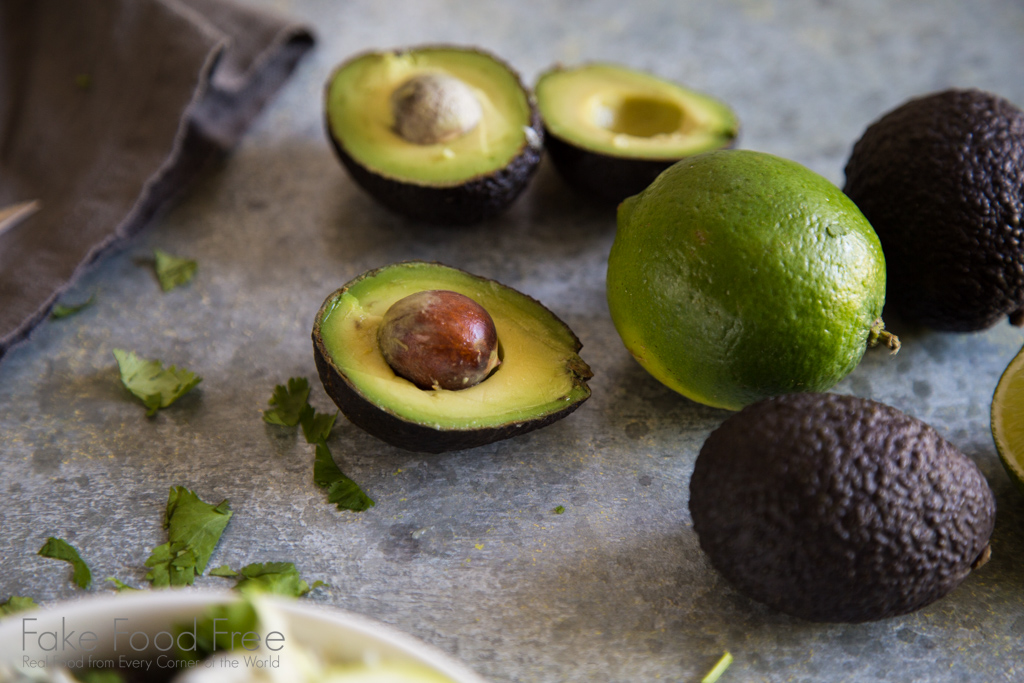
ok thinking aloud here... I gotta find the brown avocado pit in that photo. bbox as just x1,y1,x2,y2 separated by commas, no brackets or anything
312,261,593,453
325,46,543,225
377,289,501,391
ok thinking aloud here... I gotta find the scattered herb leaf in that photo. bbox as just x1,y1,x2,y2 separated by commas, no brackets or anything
0,596,39,616
51,293,95,319
182,599,258,662
553,505,565,514
300,403,337,444
262,377,311,426
113,349,202,416
145,487,232,588
209,564,239,578
313,441,375,512
153,249,197,292
105,577,139,592
701,652,733,683
234,562,319,598
38,537,92,589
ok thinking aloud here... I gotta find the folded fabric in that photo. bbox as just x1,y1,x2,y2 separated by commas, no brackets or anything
0,0,314,361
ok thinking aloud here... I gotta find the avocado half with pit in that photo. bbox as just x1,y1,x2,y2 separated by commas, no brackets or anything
325,46,544,225
312,261,593,453
535,63,739,203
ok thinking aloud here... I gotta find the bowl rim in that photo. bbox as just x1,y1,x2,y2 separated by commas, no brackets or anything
0,589,489,683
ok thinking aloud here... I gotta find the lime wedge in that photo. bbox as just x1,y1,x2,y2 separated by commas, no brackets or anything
991,345,1024,496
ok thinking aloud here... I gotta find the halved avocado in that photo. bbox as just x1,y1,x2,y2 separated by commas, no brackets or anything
535,63,739,203
312,261,593,453
325,46,543,225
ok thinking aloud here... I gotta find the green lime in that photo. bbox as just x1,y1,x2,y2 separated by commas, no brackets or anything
991,345,1024,497
607,149,895,410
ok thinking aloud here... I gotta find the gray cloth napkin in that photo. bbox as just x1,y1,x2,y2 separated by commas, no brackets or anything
0,0,314,361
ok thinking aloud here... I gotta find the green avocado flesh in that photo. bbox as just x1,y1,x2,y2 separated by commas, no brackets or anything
315,262,591,432
535,63,738,159
326,48,535,186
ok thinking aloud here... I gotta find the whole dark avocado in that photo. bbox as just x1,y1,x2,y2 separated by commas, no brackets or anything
325,45,543,225
689,392,995,623
843,89,1024,331
312,261,593,453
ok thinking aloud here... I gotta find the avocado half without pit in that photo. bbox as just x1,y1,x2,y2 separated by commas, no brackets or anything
325,46,544,225
312,261,593,453
535,63,739,204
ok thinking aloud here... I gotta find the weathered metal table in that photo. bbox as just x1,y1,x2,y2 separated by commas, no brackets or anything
3,1,1023,680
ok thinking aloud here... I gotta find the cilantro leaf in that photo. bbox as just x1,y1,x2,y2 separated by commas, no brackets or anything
209,564,239,578
300,403,337,444
1,596,39,616
313,441,375,512
262,377,311,426
145,487,232,588
113,349,202,416
153,249,197,292
51,293,95,319
105,578,139,592
553,505,565,514
183,599,259,662
38,537,92,589
234,562,319,598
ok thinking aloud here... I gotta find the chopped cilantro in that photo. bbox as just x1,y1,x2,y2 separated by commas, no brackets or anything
209,564,239,578
38,537,91,589
153,249,197,292
184,599,259,661
234,562,323,598
145,487,232,588
300,403,337,444
313,441,375,512
105,577,139,592
553,505,565,514
0,596,39,616
262,377,311,426
701,652,733,683
113,349,202,416
51,293,95,319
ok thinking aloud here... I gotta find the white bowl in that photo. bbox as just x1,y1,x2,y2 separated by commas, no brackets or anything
0,591,487,682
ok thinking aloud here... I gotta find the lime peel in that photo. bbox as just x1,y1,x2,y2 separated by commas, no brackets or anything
991,344,1024,498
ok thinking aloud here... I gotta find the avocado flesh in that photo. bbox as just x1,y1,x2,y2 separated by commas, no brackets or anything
313,262,592,451
536,63,738,161
327,48,535,186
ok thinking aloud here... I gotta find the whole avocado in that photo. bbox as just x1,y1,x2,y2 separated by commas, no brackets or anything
689,393,995,623
843,89,1024,331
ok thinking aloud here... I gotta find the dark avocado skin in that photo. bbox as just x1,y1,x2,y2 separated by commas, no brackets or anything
312,340,587,453
545,128,736,205
689,393,996,623
311,262,593,454
328,118,542,225
843,89,1024,331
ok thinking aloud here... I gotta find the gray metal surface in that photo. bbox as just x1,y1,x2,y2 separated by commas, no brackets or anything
3,0,1024,680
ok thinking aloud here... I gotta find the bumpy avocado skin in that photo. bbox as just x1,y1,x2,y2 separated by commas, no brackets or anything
329,125,542,225
843,89,1024,331
543,132,712,205
689,393,996,623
